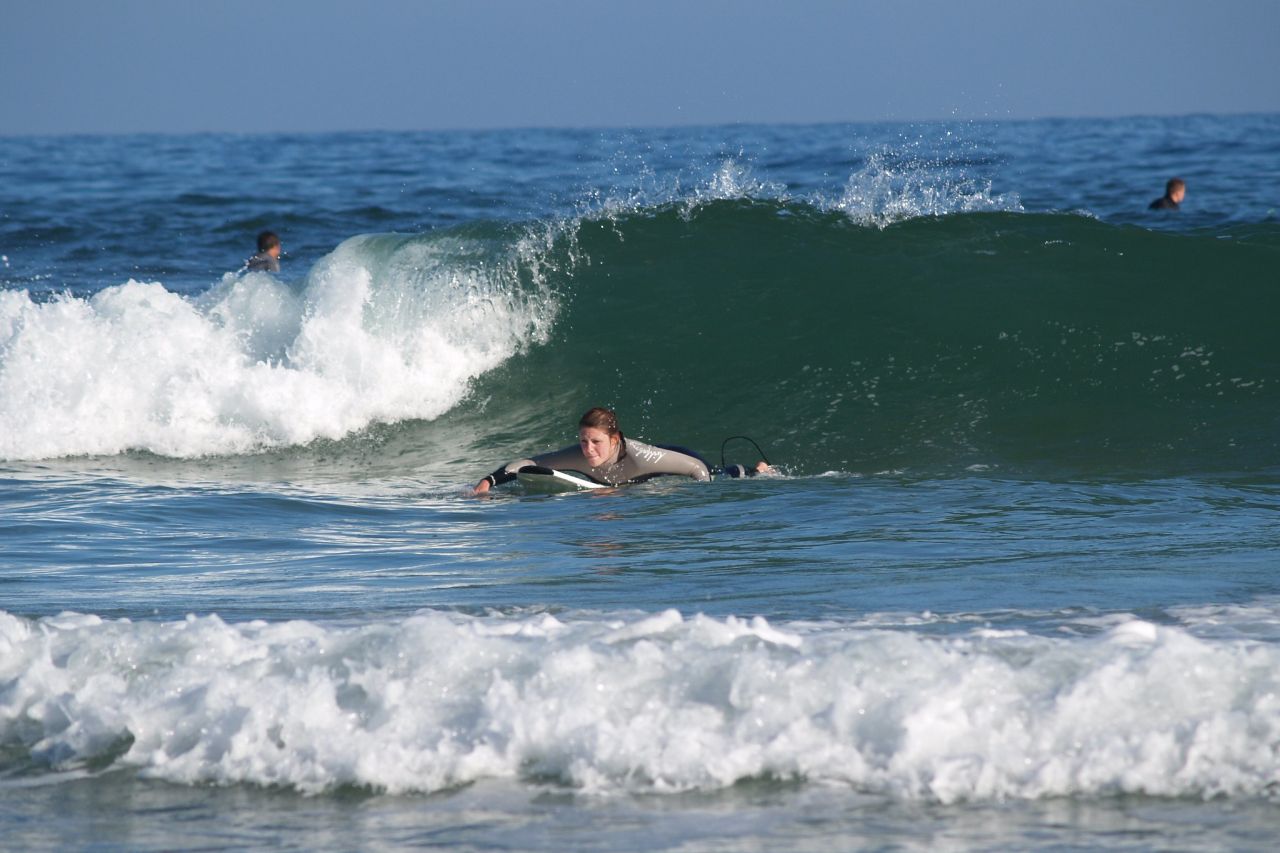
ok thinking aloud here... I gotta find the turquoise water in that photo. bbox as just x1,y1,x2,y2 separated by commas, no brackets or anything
3,115,1280,850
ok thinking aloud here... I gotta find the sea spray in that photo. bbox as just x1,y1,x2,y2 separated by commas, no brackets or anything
833,150,1023,227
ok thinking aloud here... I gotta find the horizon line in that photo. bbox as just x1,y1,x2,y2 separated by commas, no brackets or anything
2,110,1277,141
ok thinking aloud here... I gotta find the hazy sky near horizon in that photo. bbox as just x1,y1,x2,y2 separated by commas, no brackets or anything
3,0,1278,135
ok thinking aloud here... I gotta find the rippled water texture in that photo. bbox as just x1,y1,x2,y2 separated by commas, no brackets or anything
2,115,1279,850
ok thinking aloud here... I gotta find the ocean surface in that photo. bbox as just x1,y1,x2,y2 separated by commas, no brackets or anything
3,114,1280,850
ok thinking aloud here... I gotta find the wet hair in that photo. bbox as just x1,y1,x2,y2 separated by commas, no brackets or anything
257,230,281,252
1166,178,1185,195
579,407,623,443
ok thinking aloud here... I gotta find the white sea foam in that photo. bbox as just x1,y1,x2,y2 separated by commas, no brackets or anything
3,608,1278,800
0,233,555,461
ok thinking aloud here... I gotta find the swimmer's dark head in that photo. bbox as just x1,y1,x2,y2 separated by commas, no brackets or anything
257,231,281,253
1166,178,1185,197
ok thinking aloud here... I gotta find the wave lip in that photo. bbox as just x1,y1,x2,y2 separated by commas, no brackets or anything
3,608,1279,800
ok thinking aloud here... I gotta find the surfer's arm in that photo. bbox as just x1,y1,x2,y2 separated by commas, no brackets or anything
473,458,536,494
672,454,712,481
637,444,712,481
473,445,586,493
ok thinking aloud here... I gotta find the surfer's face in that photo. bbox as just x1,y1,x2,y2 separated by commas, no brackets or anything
579,426,617,467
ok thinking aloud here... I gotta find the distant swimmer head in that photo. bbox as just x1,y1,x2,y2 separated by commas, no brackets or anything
1148,177,1186,211
257,230,282,257
578,406,623,467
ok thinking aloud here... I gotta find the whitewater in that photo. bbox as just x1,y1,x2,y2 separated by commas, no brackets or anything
0,229,557,460
6,605,1280,800
3,115,1280,851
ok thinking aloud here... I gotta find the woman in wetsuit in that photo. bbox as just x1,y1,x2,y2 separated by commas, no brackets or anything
472,407,767,493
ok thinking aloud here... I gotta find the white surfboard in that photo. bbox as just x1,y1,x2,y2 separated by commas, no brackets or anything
515,465,608,493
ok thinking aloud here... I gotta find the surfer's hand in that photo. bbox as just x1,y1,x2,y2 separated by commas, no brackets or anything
473,479,491,494
754,461,774,474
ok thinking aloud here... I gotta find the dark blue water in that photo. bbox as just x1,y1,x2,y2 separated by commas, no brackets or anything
3,115,1280,851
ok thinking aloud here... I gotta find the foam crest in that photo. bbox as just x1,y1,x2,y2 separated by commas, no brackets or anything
832,152,1022,227
3,609,1279,800
0,232,554,460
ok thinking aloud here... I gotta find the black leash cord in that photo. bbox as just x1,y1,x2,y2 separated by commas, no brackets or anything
720,435,770,468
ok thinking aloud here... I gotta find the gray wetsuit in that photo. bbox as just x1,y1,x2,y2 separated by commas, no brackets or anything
486,439,710,487
245,251,280,273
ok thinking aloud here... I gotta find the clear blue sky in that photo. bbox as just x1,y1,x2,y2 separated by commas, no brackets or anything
2,0,1277,135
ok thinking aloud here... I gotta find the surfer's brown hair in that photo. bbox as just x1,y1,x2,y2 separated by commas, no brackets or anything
579,407,623,442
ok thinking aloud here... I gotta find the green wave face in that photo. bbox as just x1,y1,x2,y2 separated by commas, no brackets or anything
368,201,1280,480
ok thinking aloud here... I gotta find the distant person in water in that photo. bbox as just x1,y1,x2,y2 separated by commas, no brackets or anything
1149,178,1186,211
245,230,282,272
473,406,772,493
